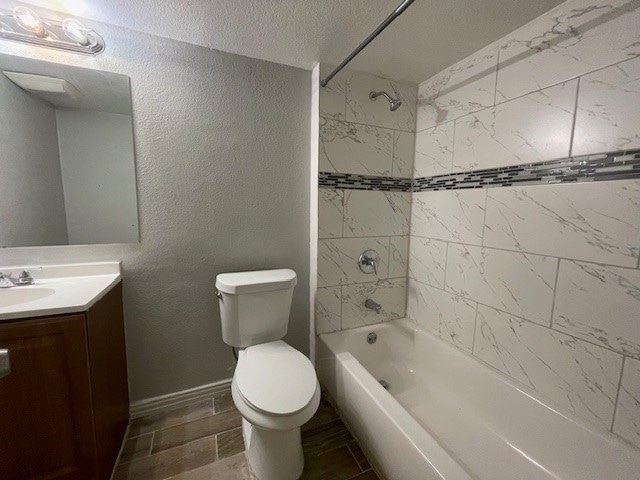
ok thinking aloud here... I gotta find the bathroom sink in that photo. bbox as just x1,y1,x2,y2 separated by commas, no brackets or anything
0,262,122,320
0,287,56,308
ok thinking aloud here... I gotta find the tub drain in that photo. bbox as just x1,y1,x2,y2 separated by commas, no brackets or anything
379,379,390,390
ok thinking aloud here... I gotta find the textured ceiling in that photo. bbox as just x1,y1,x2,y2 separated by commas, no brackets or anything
18,0,564,84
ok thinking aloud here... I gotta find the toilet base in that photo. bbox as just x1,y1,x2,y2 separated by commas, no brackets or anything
242,418,304,480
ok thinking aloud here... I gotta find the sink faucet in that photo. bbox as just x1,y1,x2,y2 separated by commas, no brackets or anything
0,270,34,288
365,298,382,314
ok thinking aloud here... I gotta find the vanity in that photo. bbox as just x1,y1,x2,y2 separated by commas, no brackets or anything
0,262,129,480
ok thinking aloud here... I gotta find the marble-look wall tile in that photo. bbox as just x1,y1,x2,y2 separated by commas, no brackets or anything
452,81,576,171
407,280,477,352
496,0,640,102
392,131,415,178
573,56,640,155
446,244,557,325
318,237,389,287
483,180,640,267
320,64,346,120
343,191,410,237
318,189,343,238
408,237,447,289
474,305,623,428
553,260,640,357
345,71,417,132
414,123,454,177
319,118,393,175
342,278,407,329
389,236,409,278
411,189,486,245
417,50,498,131
316,286,342,334
613,357,640,449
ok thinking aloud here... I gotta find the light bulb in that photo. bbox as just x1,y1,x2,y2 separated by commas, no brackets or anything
13,6,46,37
62,18,90,45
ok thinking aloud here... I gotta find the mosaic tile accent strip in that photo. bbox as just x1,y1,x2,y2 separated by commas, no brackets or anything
319,148,640,192
319,172,412,191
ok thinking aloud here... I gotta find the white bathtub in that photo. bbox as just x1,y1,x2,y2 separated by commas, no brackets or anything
317,318,640,480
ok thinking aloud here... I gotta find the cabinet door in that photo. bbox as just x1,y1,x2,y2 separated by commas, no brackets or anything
0,315,96,480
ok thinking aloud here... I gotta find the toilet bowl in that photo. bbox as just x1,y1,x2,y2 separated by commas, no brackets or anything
232,341,320,480
215,269,319,480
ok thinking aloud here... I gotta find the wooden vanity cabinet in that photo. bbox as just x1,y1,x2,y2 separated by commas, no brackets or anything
0,282,129,480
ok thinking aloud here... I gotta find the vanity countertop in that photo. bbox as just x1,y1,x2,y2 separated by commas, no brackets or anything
0,262,122,321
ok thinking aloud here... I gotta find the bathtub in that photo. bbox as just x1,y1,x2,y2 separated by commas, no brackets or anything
317,318,640,480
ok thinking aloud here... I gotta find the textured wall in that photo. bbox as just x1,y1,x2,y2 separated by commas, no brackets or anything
0,73,68,247
0,21,311,401
409,0,640,448
315,65,416,334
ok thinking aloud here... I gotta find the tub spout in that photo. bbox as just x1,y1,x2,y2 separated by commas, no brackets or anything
365,298,382,314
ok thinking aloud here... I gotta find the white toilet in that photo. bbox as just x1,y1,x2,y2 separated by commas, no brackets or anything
215,268,320,480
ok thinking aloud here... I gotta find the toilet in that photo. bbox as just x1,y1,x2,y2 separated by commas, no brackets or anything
215,268,320,480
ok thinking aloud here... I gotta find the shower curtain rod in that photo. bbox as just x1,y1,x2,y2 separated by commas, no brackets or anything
320,0,416,87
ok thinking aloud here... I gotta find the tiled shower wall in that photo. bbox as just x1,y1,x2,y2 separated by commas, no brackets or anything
408,0,640,448
316,65,416,334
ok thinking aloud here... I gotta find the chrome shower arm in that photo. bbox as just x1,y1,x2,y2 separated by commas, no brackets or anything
370,91,393,103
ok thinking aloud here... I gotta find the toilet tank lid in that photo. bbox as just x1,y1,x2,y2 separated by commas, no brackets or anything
216,269,297,294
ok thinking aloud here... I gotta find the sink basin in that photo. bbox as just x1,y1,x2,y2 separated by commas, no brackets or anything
0,262,122,320
0,288,56,308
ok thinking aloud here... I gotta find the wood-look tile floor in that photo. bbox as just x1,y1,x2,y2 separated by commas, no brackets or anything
113,388,380,480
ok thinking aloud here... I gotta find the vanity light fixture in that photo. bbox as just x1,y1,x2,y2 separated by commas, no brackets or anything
0,6,104,54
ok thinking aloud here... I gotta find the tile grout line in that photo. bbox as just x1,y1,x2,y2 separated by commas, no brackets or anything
415,52,640,135
339,284,344,331
408,275,640,360
341,189,345,238
480,189,489,246
549,258,562,329
346,442,367,473
493,48,500,107
343,77,347,120
450,119,456,174
471,302,479,354
610,356,626,431
568,77,581,157
408,233,640,272
442,241,450,289
319,114,414,134
391,131,396,177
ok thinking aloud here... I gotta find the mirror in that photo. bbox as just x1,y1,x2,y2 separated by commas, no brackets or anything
0,54,139,247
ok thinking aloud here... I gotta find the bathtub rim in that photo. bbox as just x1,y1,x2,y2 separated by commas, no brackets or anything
319,318,639,451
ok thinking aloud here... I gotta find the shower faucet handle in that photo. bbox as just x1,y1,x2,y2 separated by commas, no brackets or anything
358,250,379,275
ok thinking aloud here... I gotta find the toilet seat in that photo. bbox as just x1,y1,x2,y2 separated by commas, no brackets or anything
235,341,317,416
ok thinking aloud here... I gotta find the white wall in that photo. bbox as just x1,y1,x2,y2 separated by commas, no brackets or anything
0,74,68,247
0,20,311,401
56,109,138,244
409,0,640,448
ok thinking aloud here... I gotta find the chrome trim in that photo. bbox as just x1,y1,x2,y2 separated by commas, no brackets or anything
0,349,10,379
0,8,104,55
320,0,416,87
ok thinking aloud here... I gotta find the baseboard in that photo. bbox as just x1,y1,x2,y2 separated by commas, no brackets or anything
129,378,232,418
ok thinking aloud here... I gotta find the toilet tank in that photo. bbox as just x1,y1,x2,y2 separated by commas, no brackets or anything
215,269,297,347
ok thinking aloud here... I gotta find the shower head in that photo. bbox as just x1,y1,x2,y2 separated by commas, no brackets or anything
369,90,402,111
